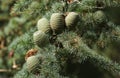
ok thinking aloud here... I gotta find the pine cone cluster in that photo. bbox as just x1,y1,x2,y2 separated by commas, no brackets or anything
33,12,79,48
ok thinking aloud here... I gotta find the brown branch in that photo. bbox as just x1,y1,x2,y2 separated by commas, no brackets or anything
0,69,11,73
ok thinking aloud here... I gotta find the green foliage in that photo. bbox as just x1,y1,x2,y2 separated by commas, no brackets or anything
0,0,120,78
11,0,120,78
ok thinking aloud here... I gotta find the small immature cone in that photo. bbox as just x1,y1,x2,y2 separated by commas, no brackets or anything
65,12,79,29
33,30,49,48
37,18,51,33
50,13,65,34
93,10,106,24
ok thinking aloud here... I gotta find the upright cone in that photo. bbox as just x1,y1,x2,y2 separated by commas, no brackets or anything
65,12,79,29
50,13,65,34
33,30,49,48
26,55,41,74
37,18,51,33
